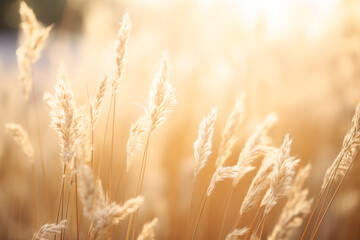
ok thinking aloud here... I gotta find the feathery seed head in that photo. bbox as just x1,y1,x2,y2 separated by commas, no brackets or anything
268,164,313,240
148,52,176,132
207,165,254,197
5,123,34,163
137,218,158,240
17,1,52,100
322,103,360,190
216,94,246,168
225,227,249,240
126,117,148,172
239,149,276,215
193,107,218,181
261,134,299,215
112,11,132,93
91,74,108,128
32,220,66,240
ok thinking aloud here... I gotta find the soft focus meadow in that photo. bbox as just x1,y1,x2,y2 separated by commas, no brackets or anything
0,0,360,239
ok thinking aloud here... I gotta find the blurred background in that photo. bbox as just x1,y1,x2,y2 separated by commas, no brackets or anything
0,0,360,239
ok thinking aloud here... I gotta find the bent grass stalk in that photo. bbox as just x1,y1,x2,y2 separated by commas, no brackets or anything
31,162,39,229
54,164,67,240
109,93,117,201
217,189,233,240
62,185,72,239
31,83,52,221
184,177,196,240
97,94,113,181
310,157,357,239
131,133,151,240
74,158,80,240
300,148,347,239
191,195,208,240
312,146,356,236
125,133,151,240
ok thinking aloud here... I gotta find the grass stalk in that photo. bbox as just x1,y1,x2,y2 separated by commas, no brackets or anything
31,81,52,221
74,158,80,240
218,189,233,240
97,94,113,181
301,149,347,240
131,133,151,240
310,160,355,240
184,177,196,240
126,132,151,240
54,164,67,240
191,195,208,240
109,93,117,201
31,163,39,229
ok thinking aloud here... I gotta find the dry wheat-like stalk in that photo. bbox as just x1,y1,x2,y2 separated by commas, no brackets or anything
261,134,299,215
193,107,218,181
321,103,360,190
32,220,66,240
137,218,158,240
5,123,34,163
215,95,245,168
50,65,83,167
232,113,277,187
91,196,144,240
17,1,52,100
112,11,132,93
78,164,106,218
206,165,254,197
233,146,275,188
126,117,148,172
224,227,249,240
147,52,177,132
240,150,276,216
91,75,108,128
268,164,313,240
78,163,144,240
236,114,277,166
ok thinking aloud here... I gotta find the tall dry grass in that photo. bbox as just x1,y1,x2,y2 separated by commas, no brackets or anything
1,0,360,239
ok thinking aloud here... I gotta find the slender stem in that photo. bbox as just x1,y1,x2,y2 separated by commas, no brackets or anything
310,160,355,240
54,164,66,240
31,163,39,229
62,185,73,239
97,94,113,181
231,214,241,233
249,206,261,231
109,93,117,201
60,171,65,240
300,191,322,240
121,173,128,205
259,215,266,239
126,133,151,240
311,174,333,236
191,195,208,240
301,149,347,240
54,164,67,240
31,82,52,221
91,127,94,169
218,189,233,240
74,158,80,240
125,210,134,240
114,155,127,201
252,212,266,240
184,177,196,240
131,133,151,240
